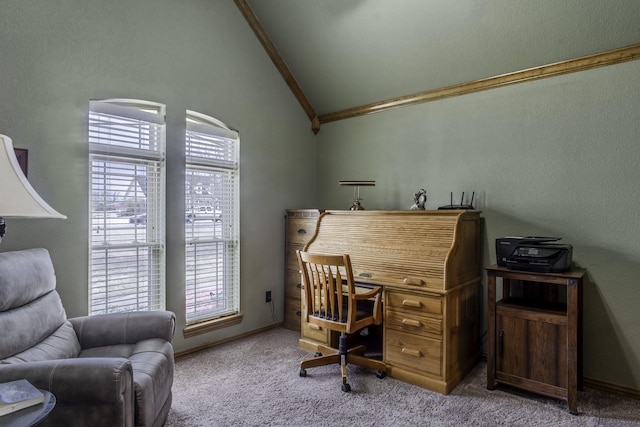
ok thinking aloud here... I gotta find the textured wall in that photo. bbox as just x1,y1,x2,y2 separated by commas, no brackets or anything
0,0,317,353
316,61,640,390
2,0,638,392
247,0,640,114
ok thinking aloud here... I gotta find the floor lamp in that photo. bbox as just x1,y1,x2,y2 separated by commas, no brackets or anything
0,134,66,243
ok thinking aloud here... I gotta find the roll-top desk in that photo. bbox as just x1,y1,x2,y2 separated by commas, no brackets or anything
298,209,481,394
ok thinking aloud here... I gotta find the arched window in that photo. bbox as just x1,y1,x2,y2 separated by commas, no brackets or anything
88,99,166,314
185,110,240,324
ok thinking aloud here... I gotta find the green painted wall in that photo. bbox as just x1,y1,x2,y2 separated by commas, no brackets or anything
315,61,640,390
0,0,317,353
1,0,638,392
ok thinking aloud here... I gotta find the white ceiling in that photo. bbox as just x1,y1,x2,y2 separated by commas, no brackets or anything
245,0,640,116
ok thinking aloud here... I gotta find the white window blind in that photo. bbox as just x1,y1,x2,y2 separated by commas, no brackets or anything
88,100,166,315
185,112,240,324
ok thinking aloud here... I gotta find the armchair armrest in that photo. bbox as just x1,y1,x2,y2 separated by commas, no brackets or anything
0,358,133,404
69,311,176,349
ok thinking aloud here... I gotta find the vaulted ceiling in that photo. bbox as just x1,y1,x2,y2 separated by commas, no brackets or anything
239,0,640,132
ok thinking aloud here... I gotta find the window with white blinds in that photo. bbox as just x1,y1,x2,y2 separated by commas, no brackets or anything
88,100,166,315
185,111,239,324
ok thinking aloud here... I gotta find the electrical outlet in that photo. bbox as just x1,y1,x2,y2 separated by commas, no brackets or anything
265,290,272,303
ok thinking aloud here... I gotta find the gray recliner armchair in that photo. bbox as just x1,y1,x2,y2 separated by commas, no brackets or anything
0,248,175,427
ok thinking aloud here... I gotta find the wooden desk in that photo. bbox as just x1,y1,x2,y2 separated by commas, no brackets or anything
296,210,482,394
485,265,584,414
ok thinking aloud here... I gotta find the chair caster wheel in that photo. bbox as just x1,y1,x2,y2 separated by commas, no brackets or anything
341,383,351,392
376,370,386,379
299,369,307,377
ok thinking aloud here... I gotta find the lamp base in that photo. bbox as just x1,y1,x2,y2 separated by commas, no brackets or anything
349,199,365,210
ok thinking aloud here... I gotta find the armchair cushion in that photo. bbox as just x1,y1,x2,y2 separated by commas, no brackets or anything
0,249,73,360
0,246,56,311
1,321,81,363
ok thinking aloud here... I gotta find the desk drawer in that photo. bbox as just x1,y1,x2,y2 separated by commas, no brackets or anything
385,329,442,377
385,309,442,338
301,319,330,343
286,270,302,300
286,218,318,245
386,291,443,316
286,244,305,271
283,297,302,331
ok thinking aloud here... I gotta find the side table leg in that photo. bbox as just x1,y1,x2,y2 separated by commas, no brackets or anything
486,273,497,390
567,282,579,415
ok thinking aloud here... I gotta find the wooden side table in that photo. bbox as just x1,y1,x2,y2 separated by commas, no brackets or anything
485,265,584,414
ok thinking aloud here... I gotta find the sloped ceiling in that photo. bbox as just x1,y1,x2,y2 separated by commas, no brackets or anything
242,0,640,130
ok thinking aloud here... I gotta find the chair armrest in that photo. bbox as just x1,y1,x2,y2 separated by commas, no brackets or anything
352,286,382,300
352,286,383,325
0,358,133,404
69,311,176,349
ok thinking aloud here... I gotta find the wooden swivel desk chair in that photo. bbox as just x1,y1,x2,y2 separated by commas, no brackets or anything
297,250,387,392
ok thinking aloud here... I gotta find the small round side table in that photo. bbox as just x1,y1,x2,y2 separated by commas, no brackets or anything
0,389,56,427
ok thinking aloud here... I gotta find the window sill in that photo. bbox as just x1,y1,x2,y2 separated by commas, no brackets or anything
183,313,243,338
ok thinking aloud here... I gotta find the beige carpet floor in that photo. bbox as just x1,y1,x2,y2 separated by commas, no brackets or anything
165,327,639,426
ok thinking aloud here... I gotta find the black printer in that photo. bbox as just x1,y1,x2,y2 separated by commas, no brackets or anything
496,236,573,273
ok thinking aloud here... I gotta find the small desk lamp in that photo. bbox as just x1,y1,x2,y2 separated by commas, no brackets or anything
339,180,375,210
0,134,67,243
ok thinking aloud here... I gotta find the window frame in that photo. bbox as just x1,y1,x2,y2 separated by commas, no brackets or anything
184,110,240,328
88,99,166,315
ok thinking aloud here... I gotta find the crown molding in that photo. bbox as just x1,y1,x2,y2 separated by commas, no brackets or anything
234,2,640,134
234,0,320,134
318,43,640,126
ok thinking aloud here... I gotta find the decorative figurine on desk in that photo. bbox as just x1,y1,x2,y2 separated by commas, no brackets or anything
410,189,427,210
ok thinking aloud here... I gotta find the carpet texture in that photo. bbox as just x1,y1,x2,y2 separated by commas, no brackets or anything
166,328,639,426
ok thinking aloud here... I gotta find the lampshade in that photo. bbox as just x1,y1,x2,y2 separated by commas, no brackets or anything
0,134,66,219
338,180,376,187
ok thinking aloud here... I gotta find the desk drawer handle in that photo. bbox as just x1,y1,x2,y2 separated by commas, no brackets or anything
403,278,426,286
402,318,422,328
401,347,422,357
402,299,422,308
297,228,307,234
307,324,321,331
